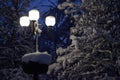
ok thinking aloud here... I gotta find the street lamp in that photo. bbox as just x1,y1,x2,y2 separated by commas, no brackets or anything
45,16,56,27
29,9,40,21
20,9,56,52
20,16,30,27
20,9,56,80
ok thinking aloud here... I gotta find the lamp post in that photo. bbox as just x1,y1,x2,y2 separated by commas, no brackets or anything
20,9,56,52
20,9,56,80
29,9,40,52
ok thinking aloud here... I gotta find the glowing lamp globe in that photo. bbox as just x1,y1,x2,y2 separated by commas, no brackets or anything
20,16,30,27
45,16,56,26
29,9,40,21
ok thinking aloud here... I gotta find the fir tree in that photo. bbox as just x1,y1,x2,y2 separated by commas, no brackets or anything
0,0,34,69
49,0,120,79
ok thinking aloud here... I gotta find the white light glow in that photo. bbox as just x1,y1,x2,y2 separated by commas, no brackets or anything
29,9,40,21
20,16,30,27
45,16,56,27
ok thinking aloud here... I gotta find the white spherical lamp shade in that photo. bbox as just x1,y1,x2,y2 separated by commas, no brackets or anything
45,16,56,26
20,16,30,27
29,9,40,21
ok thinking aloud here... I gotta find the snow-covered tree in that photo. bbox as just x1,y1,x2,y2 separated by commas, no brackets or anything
49,0,120,79
0,0,40,79
0,1,36,79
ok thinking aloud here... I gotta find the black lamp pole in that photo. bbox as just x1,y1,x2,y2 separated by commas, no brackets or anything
33,21,39,80
31,20,39,52
34,21,39,52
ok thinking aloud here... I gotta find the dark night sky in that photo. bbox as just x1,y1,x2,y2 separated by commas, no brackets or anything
28,0,57,12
